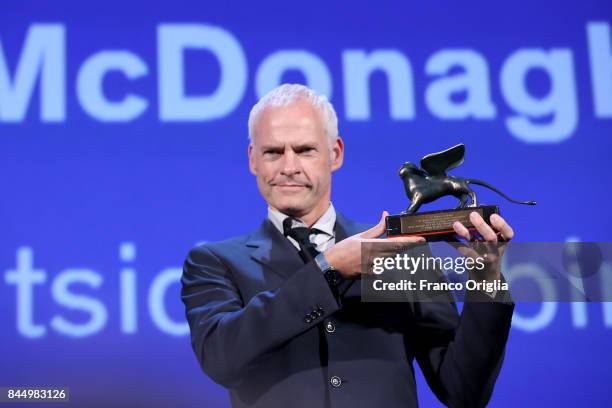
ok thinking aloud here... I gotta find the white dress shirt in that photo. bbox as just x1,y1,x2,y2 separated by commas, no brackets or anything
267,203,336,253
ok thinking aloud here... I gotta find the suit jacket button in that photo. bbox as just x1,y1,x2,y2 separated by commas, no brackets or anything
304,315,312,323
330,376,342,388
325,321,335,333
316,308,324,317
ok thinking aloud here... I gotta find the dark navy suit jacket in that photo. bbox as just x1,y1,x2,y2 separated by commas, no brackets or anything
181,212,514,408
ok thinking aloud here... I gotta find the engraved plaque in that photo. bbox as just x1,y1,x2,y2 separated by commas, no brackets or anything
386,205,499,238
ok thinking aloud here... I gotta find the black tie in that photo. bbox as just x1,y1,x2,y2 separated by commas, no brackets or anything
283,217,321,263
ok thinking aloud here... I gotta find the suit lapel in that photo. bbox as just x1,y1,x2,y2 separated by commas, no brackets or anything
334,211,362,241
334,212,368,296
246,211,365,280
247,219,304,279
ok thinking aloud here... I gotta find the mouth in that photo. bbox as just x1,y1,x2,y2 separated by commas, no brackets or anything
271,182,312,192
275,184,307,189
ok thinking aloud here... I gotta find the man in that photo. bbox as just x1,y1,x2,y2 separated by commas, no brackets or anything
181,84,514,408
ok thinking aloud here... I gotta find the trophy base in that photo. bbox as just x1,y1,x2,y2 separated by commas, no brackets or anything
386,205,500,240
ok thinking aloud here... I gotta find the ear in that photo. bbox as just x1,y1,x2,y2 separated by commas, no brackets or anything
330,136,344,172
248,144,256,175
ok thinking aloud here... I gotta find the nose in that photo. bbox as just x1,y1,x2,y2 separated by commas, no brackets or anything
280,150,300,176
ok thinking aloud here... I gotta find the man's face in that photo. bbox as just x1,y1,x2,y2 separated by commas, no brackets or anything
248,99,344,219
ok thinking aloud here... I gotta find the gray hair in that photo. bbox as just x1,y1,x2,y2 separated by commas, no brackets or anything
248,84,338,148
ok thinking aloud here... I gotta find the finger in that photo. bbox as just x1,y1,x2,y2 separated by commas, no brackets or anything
386,235,426,243
448,238,481,259
453,221,471,241
366,236,425,247
375,236,426,257
455,244,481,260
470,212,497,242
471,241,499,262
360,211,389,239
362,237,426,258
490,213,514,241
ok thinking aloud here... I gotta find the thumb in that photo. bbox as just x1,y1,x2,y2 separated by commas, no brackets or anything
360,211,389,239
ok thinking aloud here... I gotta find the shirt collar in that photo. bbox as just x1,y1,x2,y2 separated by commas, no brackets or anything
267,203,336,237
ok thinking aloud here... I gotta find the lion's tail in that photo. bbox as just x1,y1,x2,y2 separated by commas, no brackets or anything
466,179,537,205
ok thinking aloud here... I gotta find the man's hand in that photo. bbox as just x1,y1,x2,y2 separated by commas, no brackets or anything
324,211,426,279
452,212,515,281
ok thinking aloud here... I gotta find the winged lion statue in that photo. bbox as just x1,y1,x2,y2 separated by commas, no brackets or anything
399,144,536,214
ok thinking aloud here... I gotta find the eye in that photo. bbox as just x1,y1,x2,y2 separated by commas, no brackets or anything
263,149,282,157
297,147,316,155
